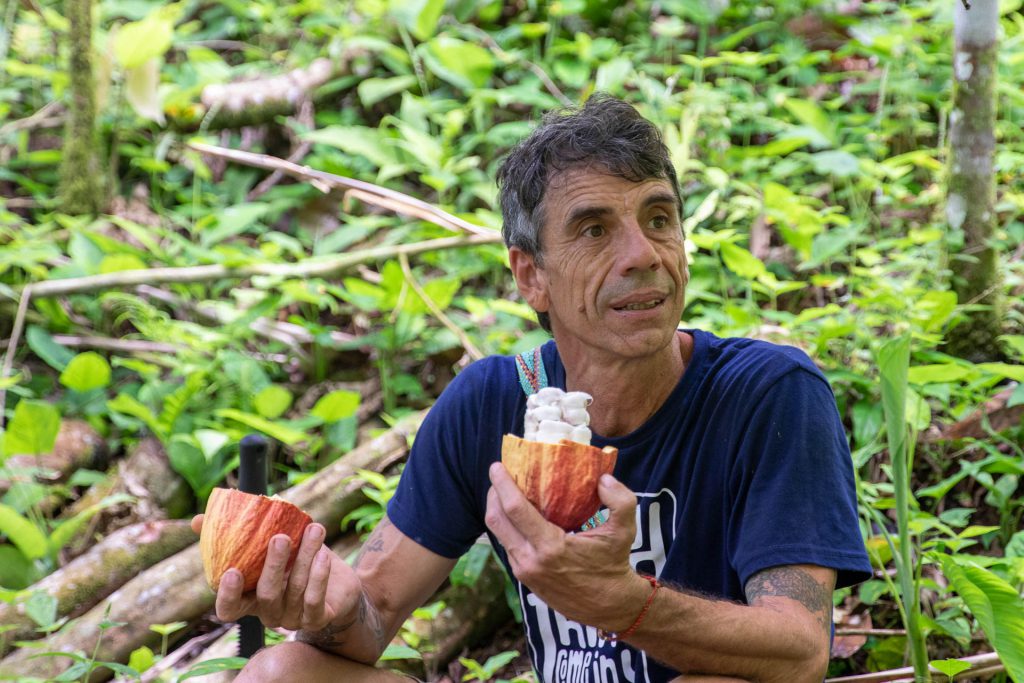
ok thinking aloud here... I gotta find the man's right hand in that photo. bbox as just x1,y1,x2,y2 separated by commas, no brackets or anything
190,514,362,632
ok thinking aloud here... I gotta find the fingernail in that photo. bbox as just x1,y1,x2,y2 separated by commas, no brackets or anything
274,536,289,552
306,524,323,542
600,474,615,486
224,570,240,588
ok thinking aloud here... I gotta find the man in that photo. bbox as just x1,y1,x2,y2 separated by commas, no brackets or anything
194,95,870,682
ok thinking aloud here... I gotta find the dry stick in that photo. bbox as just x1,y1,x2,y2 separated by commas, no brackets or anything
187,141,496,238
834,628,906,637
398,252,484,362
824,652,1003,683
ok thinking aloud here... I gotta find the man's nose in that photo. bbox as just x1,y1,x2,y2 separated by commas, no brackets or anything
616,220,661,274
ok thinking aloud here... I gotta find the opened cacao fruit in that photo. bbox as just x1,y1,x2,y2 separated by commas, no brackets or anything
501,434,618,531
200,487,312,591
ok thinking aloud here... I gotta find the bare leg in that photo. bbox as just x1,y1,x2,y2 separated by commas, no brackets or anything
236,641,415,682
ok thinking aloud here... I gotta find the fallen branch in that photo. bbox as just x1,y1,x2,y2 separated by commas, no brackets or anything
0,412,424,679
0,420,107,498
187,142,496,238
924,383,1023,442
0,520,195,657
825,651,1004,682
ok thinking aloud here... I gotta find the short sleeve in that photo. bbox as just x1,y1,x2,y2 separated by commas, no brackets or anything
386,360,496,559
727,367,871,591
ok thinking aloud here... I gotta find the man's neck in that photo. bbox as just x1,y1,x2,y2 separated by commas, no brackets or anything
559,331,692,438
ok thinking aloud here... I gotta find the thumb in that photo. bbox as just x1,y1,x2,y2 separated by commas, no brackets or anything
598,474,637,531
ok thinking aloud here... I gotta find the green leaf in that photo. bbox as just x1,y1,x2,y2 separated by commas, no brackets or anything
810,150,860,177
682,190,719,233
782,98,837,147
877,335,910,456
357,75,418,108
177,657,248,681
26,325,74,371
124,58,165,124
719,243,766,279
311,390,361,423
421,37,494,90
390,0,444,41
24,590,58,629
128,645,156,673
930,659,971,677
380,643,423,661
254,385,293,419
303,126,399,168
0,504,48,560
4,400,60,458
201,203,270,246
215,409,308,445
939,556,1024,681
976,362,1024,382
114,16,174,69
906,363,971,385
107,393,165,440
99,253,149,273
59,352,112,392
48,493,135,555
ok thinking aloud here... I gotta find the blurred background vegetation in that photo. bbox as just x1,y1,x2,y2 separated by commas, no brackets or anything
1,0,1024,680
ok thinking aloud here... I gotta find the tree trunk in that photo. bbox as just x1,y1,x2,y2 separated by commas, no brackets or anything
58,0,105,214
0,412,422,680
945,0,1002,361
0,520,195,657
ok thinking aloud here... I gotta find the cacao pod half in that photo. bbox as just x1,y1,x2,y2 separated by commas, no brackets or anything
200,488,312,591
500,434,618,531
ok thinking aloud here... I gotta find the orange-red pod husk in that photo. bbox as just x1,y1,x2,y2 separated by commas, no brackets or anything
501,434,618,531
200,488,312,592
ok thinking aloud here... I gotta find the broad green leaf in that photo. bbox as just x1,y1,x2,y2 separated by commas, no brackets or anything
59,352,112,392
682,190,719,233
255,385,293,419
215,409,307,445
201,203,270,246
177,657,248,681
358,75,418,108
390,0,444,41
595,56,633,93
720,243,766,279
26,325,74,371
782,98,837,146
311,390,361,423
48,493,135,555
194,429,229,460
124,58,164,124
303,126,399,168
907,364,972,385
976,362,1024,382
24,590,58,629
4,400,60,458
99,253,148,273
421,37,494,90
128,646,156,673
939,556,1024,681
107,394,165,439
930,659,971,677
380,643,423,661
877,335,910,454
114,16,174,69
741,137,809,157
0,504,48,560
810,150,860,177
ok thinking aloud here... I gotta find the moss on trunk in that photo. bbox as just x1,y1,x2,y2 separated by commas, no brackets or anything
58,0,105,215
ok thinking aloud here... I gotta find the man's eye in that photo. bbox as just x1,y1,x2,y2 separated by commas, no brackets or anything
649,215,669,230
582,224,605,238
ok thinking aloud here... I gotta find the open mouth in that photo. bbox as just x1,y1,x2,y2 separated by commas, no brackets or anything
612,298,665,312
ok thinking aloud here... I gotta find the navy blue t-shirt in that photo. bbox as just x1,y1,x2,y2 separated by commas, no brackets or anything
388,329,871,682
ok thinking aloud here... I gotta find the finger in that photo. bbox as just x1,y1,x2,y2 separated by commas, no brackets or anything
487,462,550,537
484,485,531,552
597,474,637,531
283,524,324,616
255,534,293,621
190,514,204,535
215,569,251,622
301,547,333,631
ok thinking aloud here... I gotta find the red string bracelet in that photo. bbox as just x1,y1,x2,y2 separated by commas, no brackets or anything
597,574,660,643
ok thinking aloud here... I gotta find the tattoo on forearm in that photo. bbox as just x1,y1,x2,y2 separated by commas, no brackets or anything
298,590,389,653
745,567,832,634
354,517,391,568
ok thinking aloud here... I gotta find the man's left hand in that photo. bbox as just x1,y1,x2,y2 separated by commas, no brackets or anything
485,461,649,632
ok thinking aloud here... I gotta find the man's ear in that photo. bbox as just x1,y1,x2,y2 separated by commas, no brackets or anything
508,247,550,315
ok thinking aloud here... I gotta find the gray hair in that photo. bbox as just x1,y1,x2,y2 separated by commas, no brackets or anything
496,94,682,332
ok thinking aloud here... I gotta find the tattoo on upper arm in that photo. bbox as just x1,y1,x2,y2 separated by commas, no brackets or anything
744,567,833,635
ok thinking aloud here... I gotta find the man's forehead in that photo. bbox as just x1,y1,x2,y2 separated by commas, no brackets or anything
545,167,676,207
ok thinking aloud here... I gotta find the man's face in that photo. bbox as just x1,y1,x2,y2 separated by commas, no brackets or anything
510,168,689,361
